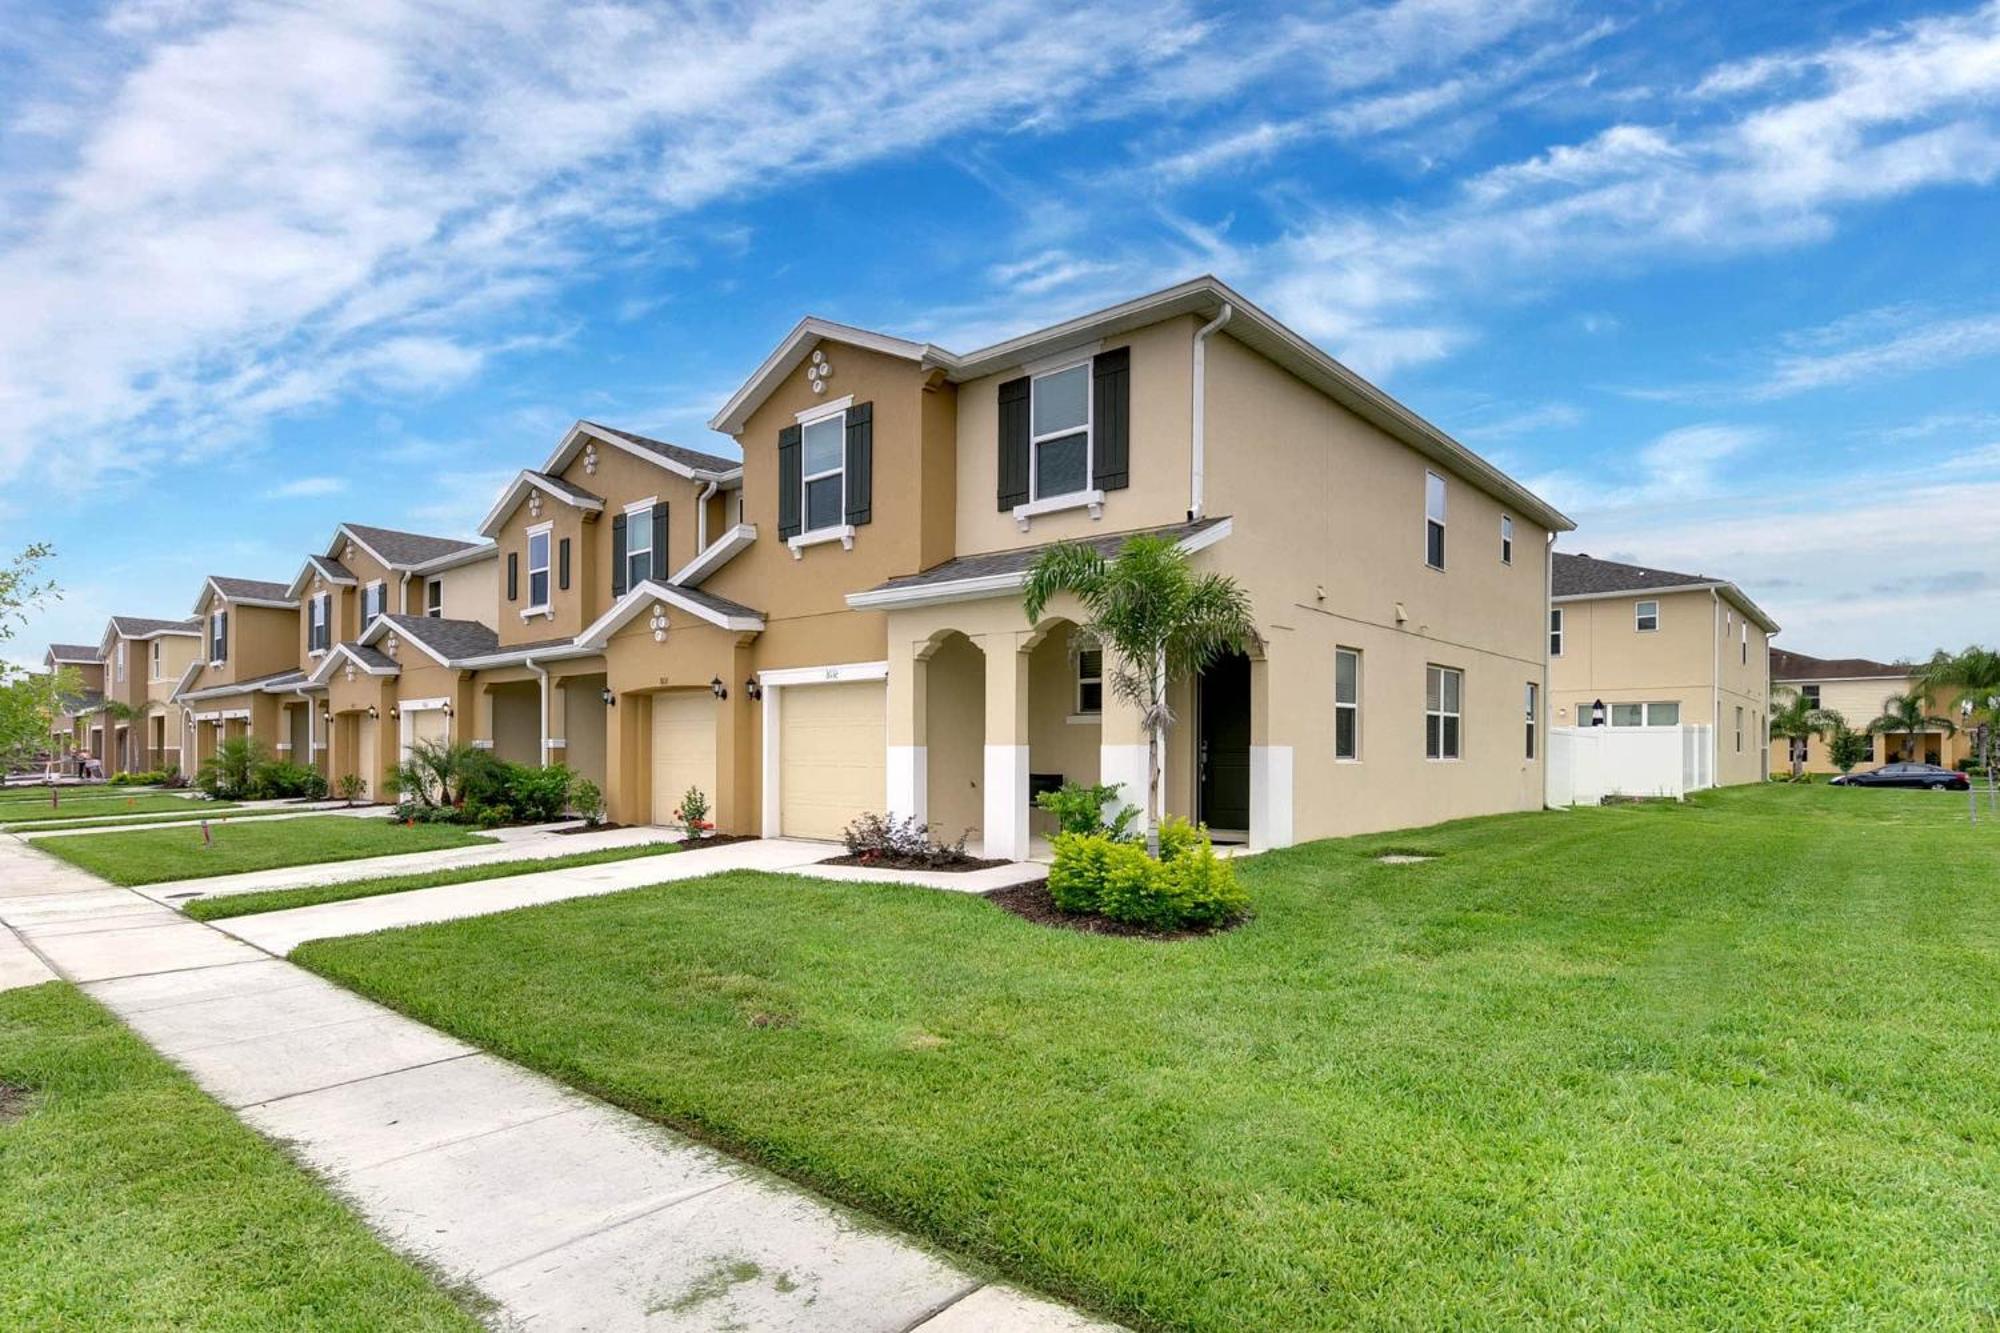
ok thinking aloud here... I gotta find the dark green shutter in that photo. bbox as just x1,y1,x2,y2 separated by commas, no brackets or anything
651,502,670,580
219,611,228,662
845,402,872,526
507,552,518,602
777,424,802,539
611,513,628,597
558,537,571,591
997,375,1030,509
1091,346,1129,491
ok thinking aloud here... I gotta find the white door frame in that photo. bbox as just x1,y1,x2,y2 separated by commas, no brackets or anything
757,660,889,838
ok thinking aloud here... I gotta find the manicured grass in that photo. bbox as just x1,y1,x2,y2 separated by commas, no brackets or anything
5,807,311,835
299,785,2000,1331
0,982,478,1329
0,794,222,823
38,815,491,886
186,841,682,920
0,787,159,806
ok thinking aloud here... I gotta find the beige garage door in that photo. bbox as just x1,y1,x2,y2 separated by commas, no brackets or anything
779,681,886,841
651,691,717,827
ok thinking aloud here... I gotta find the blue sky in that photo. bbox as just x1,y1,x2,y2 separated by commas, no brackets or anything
3,0,1997,668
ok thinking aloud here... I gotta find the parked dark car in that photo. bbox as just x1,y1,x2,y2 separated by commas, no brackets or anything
1831,763,1970,791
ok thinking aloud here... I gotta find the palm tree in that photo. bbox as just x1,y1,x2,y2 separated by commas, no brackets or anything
1023,534,1256,856
1865,690,1956,764
1921,645,2000,805
1767,687,1844,781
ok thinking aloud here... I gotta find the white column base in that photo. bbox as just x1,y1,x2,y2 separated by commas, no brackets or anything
1249,744,1294,851
982,744,1030,861
888,744,926,825
1100,743,1148,823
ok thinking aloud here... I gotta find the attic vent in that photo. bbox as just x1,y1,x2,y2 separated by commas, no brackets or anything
583,442,598,475
528,491,542,519
808,348,833,395
649,604,668,643
385,634,399,660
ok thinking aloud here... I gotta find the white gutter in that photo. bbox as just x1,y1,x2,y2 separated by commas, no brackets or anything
696,480,717,553
1190,302,1232,521
526,656,549,766
398,572,411,619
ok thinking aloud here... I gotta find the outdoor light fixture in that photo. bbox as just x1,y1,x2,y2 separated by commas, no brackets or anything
366,705,379,719
745,677,763,701
441,703,453,717
389,707,400,719
1590,699,1607,727
600,687,616,707
710,676,727,700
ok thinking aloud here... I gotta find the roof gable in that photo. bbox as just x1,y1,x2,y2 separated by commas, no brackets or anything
330,522,481,570
478,469,607,537
541,421,741,489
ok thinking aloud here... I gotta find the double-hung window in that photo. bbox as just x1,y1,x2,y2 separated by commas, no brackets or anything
801,412,845,533
1334,648,1360,760
1524,682,1538,759
527,528,551,608
209,609,227,663
309,593,329,653
150,641,162,679
625,503,655,587
1735,706,1744,752
1030,362,1091,501
363,582,388,624
1425,665,1461,760
115,647,125,684
1075,644,1103,715
425,579,443,618
1740,622,1748,664
1549,608,1564,656
1500,515,1514,565
1424,472,1446,569
1635,600,1659,632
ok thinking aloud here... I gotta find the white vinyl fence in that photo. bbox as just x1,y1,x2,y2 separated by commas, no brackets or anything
1548,724,1714,806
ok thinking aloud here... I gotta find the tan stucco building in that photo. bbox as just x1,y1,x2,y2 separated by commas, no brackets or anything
1548,552,1777,787
1767,648,1972,773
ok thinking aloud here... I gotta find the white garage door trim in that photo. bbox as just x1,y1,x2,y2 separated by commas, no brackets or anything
758,661,888,839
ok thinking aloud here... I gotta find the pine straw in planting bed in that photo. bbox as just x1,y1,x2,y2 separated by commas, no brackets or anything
984,879,1247,939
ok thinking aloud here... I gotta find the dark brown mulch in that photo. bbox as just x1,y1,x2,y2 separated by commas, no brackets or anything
674,833,757,851
818,851,1013,873
984,880,1246,940
0,1080,33,1123
553,821,629,836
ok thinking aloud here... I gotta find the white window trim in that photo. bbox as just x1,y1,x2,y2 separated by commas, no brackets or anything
1635,599,1660,632
1334,647,1361,762
1425,664,1462,761
795,395,852,424
788,523,856,558
425,578,443,619
1549,607,1565,657
1424,471,1447,571
1017,359,1097,529
797,408,849,545
624,496,657,584
521,522,554,619
1500,514,1513,565
114,647,125,683
1073,644,1103,719
149,640,164,682
208,610,226,666
308,592,329,657
1524,681,1539,759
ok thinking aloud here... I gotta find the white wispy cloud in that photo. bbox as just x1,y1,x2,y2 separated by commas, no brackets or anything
1757,311,2000,396
262,476,346,500
1529,422,1764,515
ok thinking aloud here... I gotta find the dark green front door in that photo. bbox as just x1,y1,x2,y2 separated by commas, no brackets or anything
1198,651,1251,832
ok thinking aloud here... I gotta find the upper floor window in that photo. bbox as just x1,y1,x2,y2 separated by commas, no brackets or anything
1335,648,1360,760
1740,621,1748,664
801,412,846,533
309,593,329,653
1550,607,1565,657
1500,515,1514,565
1031,363,1091,501
209,609,227,663
1424,472,1446,569
1075,644,1103,715
114,647,125,683
625,503,656,586
363,581,388,624
1635,600,1659,632
527,528,551,608
1425,664,1461,760
150,640,162,678
1801,684,1821,708
425,578,443,618
1524,681,1538,759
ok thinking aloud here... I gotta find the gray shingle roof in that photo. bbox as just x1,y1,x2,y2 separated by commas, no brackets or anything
861,517,1229,594
531,471,604,506
308,554,356,582
1551,552,1717,598
210,575,295,602
1770,648,1911,681
47,643,99,662
584,422,740,475
109,616,199,638
669,584,764,621
341,644,399,672
341,523,481,567
379,614,501,661
59,688,104,713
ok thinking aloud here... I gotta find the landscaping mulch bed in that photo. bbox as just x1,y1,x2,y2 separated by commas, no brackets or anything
675,833,756,851
818,852,1012,873
984,879,1245,939
553,822,628,836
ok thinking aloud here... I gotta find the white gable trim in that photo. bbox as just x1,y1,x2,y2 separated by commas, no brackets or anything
478,469,606,537
191,577,298,615
710,320,940,434
576,579,765,649
304,643,400,687
541,421,742,486
357,617,457,668
671,523,758,588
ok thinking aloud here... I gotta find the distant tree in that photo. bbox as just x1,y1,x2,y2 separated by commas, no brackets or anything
1866,690,1956,764
0,665,80,770
1768,687,1844,781
0,542,57,646
1921,645,2000,802
1827,724,1873,776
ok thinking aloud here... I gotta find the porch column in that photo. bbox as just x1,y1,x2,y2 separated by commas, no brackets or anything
977,631,1030,861
473,684,496,750
886,635,928,826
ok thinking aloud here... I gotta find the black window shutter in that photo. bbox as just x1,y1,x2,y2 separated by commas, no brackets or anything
845,402,873,526
777,424,803,540
651,501,670,580
559,538,571,591
219,611,228,661
997,375,1030,509
507,552,518,602
611,513,628,597
1092,346,1130,492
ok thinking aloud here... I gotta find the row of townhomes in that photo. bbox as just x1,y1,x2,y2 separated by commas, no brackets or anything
46,276,1827,849
1768,648,1973,774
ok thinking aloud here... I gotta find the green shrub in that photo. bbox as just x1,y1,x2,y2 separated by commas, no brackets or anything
334,774,367,804
1053,817,1248,930
197,737,269,800
674,785,711,830
1155,813,1204,863
110,768,169,786
251,761,327,800
571,778,605,826
1048,832,1120,913
1034,781,1140,839
504,764,573,823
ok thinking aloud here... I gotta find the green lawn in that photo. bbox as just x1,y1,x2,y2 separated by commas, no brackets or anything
186,842,682,921
5,807,314,835
39,816,492,886
0,982,477,1329
297,785,2000,1331
0,787,158,807
0,794,221,823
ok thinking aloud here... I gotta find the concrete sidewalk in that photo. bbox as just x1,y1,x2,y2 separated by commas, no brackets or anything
0,834,1106,1331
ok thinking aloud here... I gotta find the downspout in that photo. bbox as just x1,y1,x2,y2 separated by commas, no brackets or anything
294,686,316,776
1189,302,1233,521
1710,588,1722,788
695,480,718,561
398,571,412,618
526,656,549,767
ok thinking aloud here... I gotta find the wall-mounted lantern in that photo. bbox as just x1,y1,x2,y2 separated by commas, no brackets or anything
366,705,379,720
600,687,616,707
709,676,728,700
745,678,763,701
1589,699,1607,727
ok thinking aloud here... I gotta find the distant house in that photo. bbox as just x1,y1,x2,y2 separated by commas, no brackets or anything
1548,552,1778,786
1767,648,1970,772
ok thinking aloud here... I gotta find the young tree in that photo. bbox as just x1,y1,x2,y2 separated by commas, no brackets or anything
1023,534,1256,857
1865,690,1956,764
1767,687,1844,781
1827,724,1873,776
1921,645,2000,809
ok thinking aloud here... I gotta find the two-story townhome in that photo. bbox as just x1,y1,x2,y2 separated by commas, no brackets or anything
292,523,495,793
94,616,202,773
172,576,302,777
408,276,1565,850
1767,647,1970,773
1548,552,1777,786
42,644,105,768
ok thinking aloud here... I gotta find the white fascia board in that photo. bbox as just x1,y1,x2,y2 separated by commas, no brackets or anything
1553,582,1779,635
287,554,358,597
304,645,397,687
576,579,765,649
410,541,498,575
671,523,758,587
543,421,744,486
478,469,602,537
845,518,1234,611
357,618,456,669
708,319,944,434
333,525,398,571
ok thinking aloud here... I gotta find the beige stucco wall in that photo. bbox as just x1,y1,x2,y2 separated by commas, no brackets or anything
1769,673,1972,772
428,554,496,623
184,590,298,697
